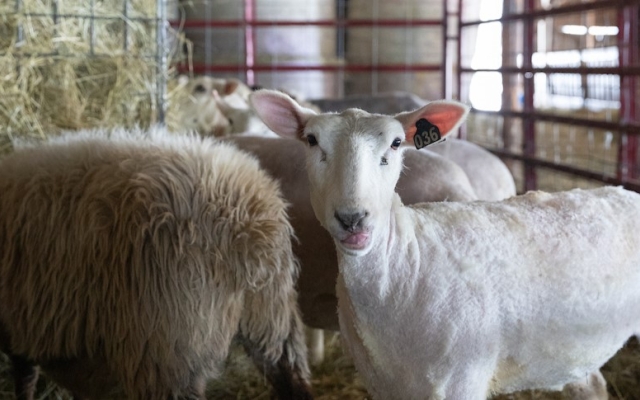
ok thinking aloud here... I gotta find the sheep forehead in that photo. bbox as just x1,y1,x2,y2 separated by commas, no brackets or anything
188,76,225,94
306,109,403,152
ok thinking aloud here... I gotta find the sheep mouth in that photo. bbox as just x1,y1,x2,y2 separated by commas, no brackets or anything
338,231,370,251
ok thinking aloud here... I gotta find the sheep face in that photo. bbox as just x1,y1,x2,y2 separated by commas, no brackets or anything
251,89,470,257
301,111,406,255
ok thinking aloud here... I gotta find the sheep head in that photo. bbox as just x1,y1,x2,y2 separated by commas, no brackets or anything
251,89,469,256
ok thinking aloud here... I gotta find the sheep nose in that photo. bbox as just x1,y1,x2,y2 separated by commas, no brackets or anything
334,211,368,232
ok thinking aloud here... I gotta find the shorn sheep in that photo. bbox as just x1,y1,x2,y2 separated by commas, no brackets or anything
221,136,479,364
251,89,640,400
0,127,312,399
221,135,478,331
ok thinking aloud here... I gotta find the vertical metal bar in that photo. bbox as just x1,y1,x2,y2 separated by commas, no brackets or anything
205,0,212,73
13,0,23,80
243,0,256,85
616,4,638,181
336,0,346,58
371,0,379,95
456,0,466,139
15,0,23,45
156,0,167,124
244,0,255,86
501,0,513,155
51,0,58,55
52,0,58,25
336,0,347,97
123,0,129,51
89,0,95,55
456,0,462,102
523,0,537,190
441,0,447,99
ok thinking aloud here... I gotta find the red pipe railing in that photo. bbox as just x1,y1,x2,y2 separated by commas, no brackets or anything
177,63,443,74
243,0,256,86
522,0,536,190
458,0,640,190
489,149,640,193
460,0,639,26
473,109,640,135
176,2,449,93
171,19,444,28
460,66,640,75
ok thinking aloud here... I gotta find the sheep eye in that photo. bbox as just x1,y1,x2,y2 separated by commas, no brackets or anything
227,117,233,125
194,84,206,93
307,134,318,147
381,157,388,166
391,138,402,150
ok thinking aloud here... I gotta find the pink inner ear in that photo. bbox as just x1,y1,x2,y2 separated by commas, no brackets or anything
224,80,239,95
421,103,467,134
251,93,304,139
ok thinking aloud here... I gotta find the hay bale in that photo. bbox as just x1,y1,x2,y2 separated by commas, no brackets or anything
0,0,186,154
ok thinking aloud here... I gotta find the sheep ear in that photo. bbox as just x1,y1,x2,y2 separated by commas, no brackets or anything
250,90,317,140
395,100,470,148
224,78,241,95
177,74,190,86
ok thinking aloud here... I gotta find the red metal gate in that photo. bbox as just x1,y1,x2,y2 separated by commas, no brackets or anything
172,0,640,194
172,0,449,101
456,0,640,193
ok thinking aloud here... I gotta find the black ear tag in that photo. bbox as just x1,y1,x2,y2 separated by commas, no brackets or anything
414,118,443,149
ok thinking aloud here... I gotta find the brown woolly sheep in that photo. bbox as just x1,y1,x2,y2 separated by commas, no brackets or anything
0,127,312,399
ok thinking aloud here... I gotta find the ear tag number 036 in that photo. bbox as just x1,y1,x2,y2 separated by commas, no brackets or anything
413,118,442,149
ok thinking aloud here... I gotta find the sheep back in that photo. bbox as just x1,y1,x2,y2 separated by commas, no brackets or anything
0,127,300,398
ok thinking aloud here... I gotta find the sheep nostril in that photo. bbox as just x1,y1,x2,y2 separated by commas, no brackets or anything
334,211,368,232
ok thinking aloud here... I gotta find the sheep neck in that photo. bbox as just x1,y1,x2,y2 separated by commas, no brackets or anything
335,194,422,310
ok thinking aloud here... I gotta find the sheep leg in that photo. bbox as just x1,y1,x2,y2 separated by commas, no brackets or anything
10,355,38,400
305,328,324,365
440,369,492,400
562,371,608,400
240,330,313,400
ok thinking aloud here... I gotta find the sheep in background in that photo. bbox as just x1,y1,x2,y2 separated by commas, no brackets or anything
182,75,253,103
428,138,516,200
213,90,276,136
174,75,252,137
175,75,324,138
210,85,322,137
0,127,312,400
175,76,230,137
251,89,640,400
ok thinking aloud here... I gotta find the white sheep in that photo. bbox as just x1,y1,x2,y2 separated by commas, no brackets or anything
221,135,478,364
0,127,312,400
428,138,516,200
250,89,640,400
213,90,276,136
175,76,254,137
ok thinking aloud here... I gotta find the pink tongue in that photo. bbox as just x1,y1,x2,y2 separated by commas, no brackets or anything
342,232,369,246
